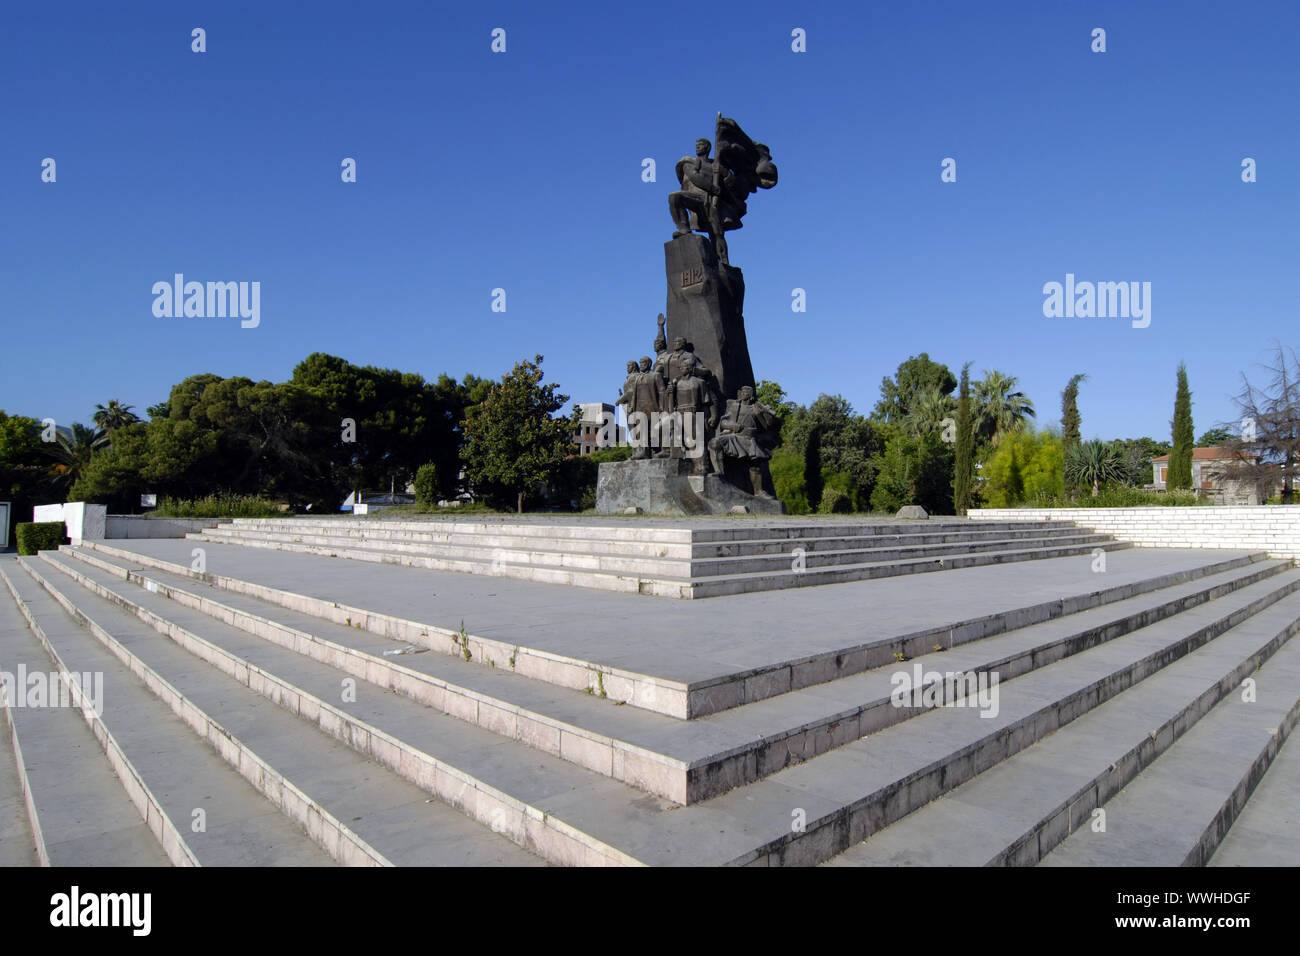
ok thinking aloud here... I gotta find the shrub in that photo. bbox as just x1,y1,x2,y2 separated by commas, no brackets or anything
16,522,67,555
1050,485,1204,508
818,485,852,514
769,448,810,514
151,495,284,518
413,463,439,507
588,445,632,464
820,471,860,512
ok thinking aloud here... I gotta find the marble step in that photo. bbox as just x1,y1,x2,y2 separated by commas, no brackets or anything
48,546,1293,805
1039,628,1300,867
825,588,1300,866
3,563,334,867
0,565,174,866
24,553,1300,867
199,525,1109,576
211,521,1094,560
0,669,41,866
224,516,1077,544
187,526,1128,598
1209,702,1300,866
13,558,547,867
73,540,1267,718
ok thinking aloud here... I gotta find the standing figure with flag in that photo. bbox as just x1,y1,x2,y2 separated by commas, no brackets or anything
667,114,778,267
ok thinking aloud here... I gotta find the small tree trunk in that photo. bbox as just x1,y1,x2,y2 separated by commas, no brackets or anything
1092,478,1099,497
517,491,523,514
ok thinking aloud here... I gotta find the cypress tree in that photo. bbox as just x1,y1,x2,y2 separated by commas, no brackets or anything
803,426,823,512
953,363,975,514
1006,450,1024,504
1061,373,1087,493
1169,362,1194,491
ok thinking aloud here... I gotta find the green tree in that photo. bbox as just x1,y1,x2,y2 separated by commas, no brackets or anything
1111,436,1170,487
1169,362,1194,491
768,448,811,514
903,385,956,438
1060,373,1086,492
869,430,954,514
754,380,796,422
69,422,151,512
291,353,451,502
872,353,957,424
803,425,824,511
92,400,141,434
974,370,1035,447
460,355,575,513
953,363,975,515
44,423,107,495
0,412,58,545
982,430,1065,506
413,463,439,507
1066,439,1127,497
1005,453,1024,503
781,394,880,508
1197,427,1234,446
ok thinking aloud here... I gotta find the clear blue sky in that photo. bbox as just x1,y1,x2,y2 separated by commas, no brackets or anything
2,0,1295,444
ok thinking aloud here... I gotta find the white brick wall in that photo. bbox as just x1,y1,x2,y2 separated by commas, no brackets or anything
970,506,1300,560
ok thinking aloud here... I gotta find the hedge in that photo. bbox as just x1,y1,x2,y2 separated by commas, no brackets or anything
16,522,68,555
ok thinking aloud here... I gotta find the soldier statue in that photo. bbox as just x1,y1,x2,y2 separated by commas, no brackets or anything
708,386,781,496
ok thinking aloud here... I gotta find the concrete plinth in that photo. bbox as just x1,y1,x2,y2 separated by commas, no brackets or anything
595,458,785,516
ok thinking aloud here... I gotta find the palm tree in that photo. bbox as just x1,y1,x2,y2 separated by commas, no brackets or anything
44,423,107,491
904,385,956,437
93,399,141,433
1065,439,1126,497
975,371,1035,447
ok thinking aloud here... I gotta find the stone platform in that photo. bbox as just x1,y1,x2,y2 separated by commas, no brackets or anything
182,513,1124,598
595,457,785,516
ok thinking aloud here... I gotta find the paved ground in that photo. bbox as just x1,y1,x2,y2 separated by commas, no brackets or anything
99,538,1253,684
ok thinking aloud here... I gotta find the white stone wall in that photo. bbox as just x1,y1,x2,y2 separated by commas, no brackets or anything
32,502,107,544
104,516,219,538
970,506,1300,560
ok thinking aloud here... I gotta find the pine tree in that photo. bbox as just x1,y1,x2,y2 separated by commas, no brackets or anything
1061,373,1087,494
953,363,975,515
1169,362,1194,491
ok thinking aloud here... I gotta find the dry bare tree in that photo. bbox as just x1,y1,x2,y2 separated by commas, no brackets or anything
1219,343,1300,503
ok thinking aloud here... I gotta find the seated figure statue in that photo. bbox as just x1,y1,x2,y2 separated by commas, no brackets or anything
708,386,781,497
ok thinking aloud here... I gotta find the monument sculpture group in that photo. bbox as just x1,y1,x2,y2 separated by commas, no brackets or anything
597,114,786,515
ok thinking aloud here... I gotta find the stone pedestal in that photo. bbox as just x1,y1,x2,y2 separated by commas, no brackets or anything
596,458,786,516
664,234,754,401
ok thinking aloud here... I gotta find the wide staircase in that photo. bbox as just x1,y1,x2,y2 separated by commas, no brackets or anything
188,515,1129,597
1,536,1298,866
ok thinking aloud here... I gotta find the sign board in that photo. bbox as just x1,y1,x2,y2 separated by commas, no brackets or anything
0,501,9,550
141,494,157,508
